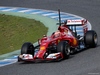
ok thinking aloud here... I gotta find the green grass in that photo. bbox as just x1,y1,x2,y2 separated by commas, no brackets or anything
0,14,48,55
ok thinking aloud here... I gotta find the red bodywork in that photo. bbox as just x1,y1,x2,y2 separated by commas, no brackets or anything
33,25,78,60
18,24,80,62
18,25,78,61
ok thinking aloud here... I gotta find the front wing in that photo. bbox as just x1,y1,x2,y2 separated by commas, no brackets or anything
18,52,63,62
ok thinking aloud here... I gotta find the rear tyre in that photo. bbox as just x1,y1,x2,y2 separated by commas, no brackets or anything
84,30,98,48
21,42,34,55
57,41,70,59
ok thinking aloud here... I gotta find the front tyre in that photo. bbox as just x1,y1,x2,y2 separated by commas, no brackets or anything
57,41,70,59
84,30,98,48
21,42,34,55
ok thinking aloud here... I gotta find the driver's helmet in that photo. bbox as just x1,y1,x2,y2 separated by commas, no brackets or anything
53,30,61,38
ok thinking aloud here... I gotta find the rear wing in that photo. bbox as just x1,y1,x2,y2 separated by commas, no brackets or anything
57,9,88,37
57,9,87,26
67,19,87,26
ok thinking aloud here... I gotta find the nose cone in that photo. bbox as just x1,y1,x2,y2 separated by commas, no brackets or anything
34,46,46,59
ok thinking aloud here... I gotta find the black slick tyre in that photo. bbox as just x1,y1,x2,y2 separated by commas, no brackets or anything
57,41,70,59
84,30,98,48
21,42,34,55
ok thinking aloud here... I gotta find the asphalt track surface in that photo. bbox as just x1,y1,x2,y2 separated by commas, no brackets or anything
0,0,100,75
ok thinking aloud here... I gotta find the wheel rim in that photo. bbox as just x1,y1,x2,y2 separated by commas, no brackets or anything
65,45,70,55
94,34,98,45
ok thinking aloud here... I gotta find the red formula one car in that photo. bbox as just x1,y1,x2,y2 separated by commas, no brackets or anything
18,10,98,62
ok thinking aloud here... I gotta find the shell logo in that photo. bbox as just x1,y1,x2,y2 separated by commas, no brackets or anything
40,46,46,50
73,38,77,45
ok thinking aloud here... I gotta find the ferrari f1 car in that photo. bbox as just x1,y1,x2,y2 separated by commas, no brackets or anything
18,10,98,62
